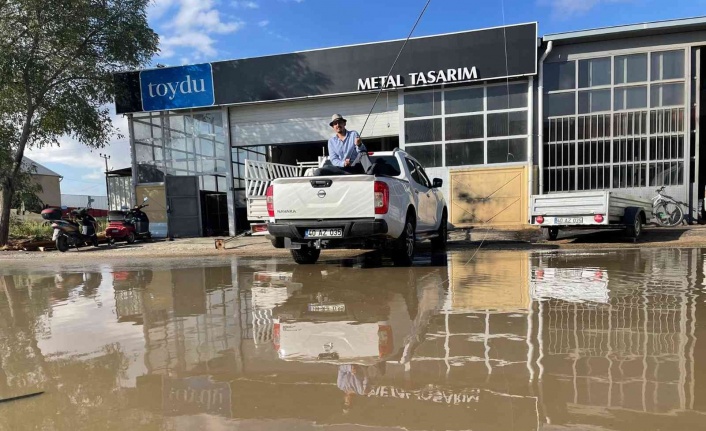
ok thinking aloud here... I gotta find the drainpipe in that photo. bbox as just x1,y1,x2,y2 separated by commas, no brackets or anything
537,40,553,195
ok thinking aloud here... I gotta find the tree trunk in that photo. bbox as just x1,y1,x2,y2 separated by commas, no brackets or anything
0,181,15,247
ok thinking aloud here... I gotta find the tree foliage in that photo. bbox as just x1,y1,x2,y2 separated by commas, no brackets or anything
0,0,159,245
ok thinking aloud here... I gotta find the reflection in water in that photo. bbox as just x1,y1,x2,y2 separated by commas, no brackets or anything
0,249,705,430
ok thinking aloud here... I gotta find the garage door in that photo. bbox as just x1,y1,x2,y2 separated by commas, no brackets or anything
229,93,399,146
450,165,529,228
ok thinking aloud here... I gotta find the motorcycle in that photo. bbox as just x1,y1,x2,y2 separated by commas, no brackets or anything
41,207,100,252
105,197,152,244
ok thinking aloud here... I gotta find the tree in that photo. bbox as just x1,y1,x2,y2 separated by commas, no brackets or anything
0,0,159,246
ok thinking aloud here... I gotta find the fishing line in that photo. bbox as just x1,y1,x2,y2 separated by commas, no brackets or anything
0,391,44,403
358,0,432,137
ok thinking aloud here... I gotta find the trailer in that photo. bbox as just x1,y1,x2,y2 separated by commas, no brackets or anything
244,159,319,240
529,190,654,241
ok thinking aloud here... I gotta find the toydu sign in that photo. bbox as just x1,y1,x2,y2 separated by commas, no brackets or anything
140,63,214,111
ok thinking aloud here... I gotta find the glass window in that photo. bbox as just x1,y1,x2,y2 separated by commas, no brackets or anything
133,119,154,143
217,176,227,192
404,91,441,118
135,143,154,164
405,119,442,143
487,139,527,163
445,115,483,141
651,50,684,81
446,141,484,166
405,158,422,184
202,175,217,191
445,87,483,114
487,111,528,137
137,163,164,183
545,61,576,91
615,54,647,84
368,155,401,176
413,161,432,188
545,93,575,117
487,84,528,110
650,83,684,107
578,57,611,88
578,89,611,113
405,144,443,168
614,86,647,110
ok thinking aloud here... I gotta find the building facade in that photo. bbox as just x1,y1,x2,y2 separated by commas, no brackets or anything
113,17,706,237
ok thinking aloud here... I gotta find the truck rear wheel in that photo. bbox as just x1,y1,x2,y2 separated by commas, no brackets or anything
391,215,416,267
431,212,448,251
542,227,559,241
291,246,320,264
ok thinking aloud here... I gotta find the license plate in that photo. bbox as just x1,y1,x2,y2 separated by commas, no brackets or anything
308,303,346,312
555,217,583,224
305,228,343,238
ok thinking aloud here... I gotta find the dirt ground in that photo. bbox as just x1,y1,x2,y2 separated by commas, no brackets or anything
2,224,705,262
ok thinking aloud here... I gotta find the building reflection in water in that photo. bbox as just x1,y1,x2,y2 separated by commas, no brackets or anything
1,249,705,430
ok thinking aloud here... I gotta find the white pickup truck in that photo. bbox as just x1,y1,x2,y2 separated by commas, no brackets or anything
266,150,448,265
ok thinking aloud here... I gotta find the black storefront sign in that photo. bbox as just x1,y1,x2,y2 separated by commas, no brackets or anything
114,23,537,114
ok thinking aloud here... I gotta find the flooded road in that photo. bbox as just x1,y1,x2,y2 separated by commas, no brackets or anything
1,249,705,430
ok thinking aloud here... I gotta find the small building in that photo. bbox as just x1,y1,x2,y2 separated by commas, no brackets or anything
112,16,706,237
22,157,62,208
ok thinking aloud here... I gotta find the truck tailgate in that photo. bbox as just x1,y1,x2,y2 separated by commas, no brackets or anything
272,175,375,219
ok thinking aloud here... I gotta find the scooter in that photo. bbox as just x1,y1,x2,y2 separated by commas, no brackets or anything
105,197,152,244
42,207,100,252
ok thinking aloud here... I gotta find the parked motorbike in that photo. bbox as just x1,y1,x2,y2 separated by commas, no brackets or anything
41,207,100,252
105,197,152,245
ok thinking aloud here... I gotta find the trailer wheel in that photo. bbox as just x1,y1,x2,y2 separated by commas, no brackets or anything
542,227,559,241
624,208,643,240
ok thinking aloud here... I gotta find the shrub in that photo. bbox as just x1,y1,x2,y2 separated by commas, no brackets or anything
8,217,53,241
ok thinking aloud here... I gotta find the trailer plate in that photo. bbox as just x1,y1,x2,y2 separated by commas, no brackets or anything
555,217,583,224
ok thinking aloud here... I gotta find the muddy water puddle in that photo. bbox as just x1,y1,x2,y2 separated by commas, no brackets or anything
1,249,705,430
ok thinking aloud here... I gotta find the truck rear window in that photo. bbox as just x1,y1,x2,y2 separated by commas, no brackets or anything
369,155,401,176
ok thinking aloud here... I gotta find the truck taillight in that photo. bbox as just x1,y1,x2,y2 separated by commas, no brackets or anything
535,215,544,224
266,185,274,217
594,214,604,223
374,181,389,214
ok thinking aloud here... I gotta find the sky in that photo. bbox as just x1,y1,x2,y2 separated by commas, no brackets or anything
27,0,706,196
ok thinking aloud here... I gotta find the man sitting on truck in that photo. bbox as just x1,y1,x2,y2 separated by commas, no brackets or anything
329,113,366,167
314,114,370,176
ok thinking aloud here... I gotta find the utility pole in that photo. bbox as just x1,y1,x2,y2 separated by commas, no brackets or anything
99,153,110,208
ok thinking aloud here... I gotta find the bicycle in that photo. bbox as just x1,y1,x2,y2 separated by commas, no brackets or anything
652,186,686,227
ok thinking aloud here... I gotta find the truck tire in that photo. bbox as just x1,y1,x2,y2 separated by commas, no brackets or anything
291,246,321,264
270,237,285,248
624,207,643,240
431,211,448,251
391,214,416,267
542,227,559,241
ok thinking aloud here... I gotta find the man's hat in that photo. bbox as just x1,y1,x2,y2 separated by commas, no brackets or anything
329,113,347,126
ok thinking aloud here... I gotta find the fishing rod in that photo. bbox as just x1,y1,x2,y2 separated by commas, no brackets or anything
358,0,432,137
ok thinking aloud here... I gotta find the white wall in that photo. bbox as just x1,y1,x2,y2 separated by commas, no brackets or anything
229,92,399,146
